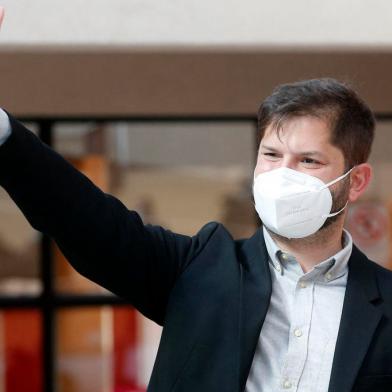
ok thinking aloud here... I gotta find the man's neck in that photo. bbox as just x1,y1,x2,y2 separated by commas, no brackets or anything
267,221,346,273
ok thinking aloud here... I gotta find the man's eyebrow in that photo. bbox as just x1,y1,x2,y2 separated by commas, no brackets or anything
260,144,327,159
299,151,323,157
260,144,279,152
297,151,328,160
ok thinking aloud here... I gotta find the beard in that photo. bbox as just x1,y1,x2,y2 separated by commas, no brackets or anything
266,174,351,246
318,174,351,230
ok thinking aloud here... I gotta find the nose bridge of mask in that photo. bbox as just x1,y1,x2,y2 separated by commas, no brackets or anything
281,168,308,186
254,166,354,195
254,167,326,197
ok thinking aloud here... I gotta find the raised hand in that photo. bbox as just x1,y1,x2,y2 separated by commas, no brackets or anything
0,7,4,29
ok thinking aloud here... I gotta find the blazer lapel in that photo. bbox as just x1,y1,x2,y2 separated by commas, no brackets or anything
237,228,272,391
328,245,384,392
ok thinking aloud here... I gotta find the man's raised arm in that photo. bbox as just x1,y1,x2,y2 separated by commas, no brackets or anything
0,4,198,323
0,4,11,144
0,9,216,325
0,10,12,145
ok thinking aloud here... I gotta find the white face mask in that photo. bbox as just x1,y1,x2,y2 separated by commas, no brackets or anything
253,167,353,239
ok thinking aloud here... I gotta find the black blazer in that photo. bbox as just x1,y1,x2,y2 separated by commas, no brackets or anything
1,117,392,392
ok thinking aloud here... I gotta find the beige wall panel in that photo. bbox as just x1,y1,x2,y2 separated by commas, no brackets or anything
0,47,391,117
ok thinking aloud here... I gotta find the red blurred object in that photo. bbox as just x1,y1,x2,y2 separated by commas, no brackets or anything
4,310,42,392
3,306,145,392
114,307,145,391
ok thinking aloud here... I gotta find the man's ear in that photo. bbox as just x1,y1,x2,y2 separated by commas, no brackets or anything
348,163,373,202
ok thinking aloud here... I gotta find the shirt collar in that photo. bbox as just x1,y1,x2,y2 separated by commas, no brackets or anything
263,226,353,281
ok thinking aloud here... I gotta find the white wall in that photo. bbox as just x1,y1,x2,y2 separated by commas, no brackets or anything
0,0,391,46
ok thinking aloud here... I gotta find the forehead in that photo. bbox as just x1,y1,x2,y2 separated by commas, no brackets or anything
261,115,336,153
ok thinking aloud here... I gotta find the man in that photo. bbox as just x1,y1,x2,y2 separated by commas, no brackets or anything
0,13,391,390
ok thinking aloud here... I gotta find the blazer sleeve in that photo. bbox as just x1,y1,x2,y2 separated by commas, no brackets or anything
0,115,210,325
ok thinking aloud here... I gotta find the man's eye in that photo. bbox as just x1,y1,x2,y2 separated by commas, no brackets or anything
263,152,280,159
302,158,319,164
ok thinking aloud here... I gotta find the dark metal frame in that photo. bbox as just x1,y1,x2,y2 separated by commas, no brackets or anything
0,115,258,392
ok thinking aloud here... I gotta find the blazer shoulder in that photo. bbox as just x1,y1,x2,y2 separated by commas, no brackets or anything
193,220,234,244
184,221,234,267
366,257,392,299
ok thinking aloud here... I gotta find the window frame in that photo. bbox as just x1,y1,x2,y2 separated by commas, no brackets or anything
0,115,259,392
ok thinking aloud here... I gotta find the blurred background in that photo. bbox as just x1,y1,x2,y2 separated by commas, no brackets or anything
0,1,391,391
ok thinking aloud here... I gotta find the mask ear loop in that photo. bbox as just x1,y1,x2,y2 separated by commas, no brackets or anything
322,201,349,218
320,166,355,218
320,166,355,190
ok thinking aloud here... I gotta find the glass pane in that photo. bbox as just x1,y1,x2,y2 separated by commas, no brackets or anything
52,120,256,388
110,121,256,236
1,309,42,392
53,120,256,295
0,122,41,296
345,120,392,269
57,307,113,392
56,306,145,392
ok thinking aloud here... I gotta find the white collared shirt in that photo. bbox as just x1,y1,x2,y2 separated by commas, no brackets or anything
245,226,353,392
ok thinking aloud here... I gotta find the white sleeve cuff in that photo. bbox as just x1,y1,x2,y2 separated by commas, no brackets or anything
0,109,11,145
